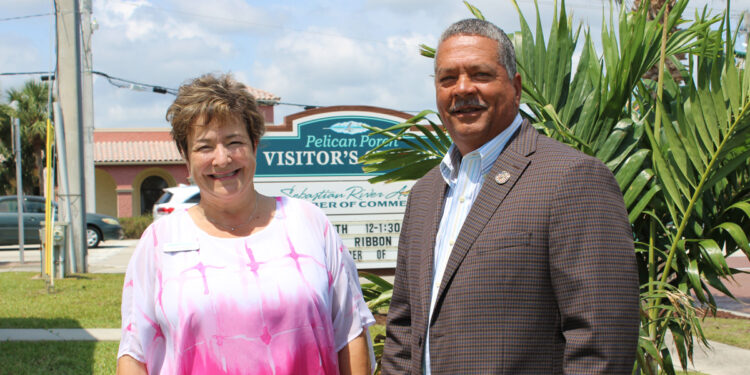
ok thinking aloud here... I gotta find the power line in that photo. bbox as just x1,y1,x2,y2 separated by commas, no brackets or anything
90,70,177,95
0,71,53,76
0,70,175,94
0,70,428,113
0,12,53,22
274,101,317,109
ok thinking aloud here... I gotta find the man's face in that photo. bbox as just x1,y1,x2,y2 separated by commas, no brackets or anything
435,34,522,155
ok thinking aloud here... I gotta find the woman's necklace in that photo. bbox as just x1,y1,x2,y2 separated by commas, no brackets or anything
203,193,260,232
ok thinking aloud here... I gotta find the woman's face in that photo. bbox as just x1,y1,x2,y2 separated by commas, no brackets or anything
186,116,257,205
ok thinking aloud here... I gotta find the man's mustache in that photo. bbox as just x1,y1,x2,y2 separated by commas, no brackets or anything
449,97,489,112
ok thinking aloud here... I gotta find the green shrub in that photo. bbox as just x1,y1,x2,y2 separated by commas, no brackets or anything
118,215,152,239
359,272,392,373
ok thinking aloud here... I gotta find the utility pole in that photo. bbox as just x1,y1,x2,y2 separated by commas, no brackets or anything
56,0,88,273
81,0,96,213
12,115,25,264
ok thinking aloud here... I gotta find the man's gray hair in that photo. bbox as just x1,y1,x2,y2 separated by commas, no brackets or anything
436,18,517,79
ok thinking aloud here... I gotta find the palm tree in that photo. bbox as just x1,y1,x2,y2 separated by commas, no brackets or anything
0,80,50,195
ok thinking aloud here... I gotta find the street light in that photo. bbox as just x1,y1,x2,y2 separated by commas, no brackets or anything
9,100,24,263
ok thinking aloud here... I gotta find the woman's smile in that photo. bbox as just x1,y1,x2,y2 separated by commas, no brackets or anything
209,169,240,180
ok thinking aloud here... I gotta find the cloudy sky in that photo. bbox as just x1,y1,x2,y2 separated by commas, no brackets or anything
0,0,741,129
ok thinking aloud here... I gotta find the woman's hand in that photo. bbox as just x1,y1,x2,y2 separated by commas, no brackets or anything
338,329,371,375
116,355,147,375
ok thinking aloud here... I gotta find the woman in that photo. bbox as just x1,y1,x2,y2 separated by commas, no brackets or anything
117,73,374,374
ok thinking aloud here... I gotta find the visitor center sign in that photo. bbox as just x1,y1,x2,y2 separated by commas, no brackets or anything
255,106,416,269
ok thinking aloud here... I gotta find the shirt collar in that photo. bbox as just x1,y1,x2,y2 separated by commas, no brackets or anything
439,113,523,185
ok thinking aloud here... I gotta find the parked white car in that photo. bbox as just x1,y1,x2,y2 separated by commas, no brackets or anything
152,185,200,221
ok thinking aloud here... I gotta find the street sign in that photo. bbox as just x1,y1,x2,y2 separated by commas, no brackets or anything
255,106,416,269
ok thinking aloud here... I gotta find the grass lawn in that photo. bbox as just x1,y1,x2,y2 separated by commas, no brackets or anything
701,316,750,350
1,271,749,375
0,272,124,373
0,272,123,328
0,341,118,375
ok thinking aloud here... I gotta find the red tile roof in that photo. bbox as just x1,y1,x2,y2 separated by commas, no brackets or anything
94,140,183,165
94,128,173,142
247,87,280,103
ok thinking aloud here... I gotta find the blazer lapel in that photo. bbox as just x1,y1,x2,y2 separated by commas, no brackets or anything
432,121,537,316
418,168,447,325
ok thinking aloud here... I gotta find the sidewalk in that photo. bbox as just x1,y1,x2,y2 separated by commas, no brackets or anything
0,328,120,341
682,339,750,375
662,312,750,375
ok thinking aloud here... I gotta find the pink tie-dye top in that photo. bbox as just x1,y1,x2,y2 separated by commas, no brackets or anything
118,196,375,374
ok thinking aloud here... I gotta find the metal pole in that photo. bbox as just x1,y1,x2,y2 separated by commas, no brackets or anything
57,0,88,272
73,0,88,273
13,118,25,263
81,0,96,213
53,102,76,273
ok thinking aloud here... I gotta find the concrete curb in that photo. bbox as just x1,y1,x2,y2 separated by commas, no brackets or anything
0,328,120,341
718,308,750,319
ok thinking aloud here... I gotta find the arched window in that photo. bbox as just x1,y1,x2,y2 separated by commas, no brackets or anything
140,176,168,215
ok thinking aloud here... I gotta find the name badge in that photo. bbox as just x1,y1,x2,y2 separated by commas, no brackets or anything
163,241,200,253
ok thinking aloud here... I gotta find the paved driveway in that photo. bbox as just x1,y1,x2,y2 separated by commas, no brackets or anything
0,239,138,273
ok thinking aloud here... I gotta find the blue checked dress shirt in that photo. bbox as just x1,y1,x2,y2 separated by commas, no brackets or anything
423,114,523,374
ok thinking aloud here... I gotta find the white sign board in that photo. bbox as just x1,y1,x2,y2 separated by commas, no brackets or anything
255,106,416,269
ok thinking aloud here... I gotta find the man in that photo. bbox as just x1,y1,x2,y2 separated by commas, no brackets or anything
382,19,640,374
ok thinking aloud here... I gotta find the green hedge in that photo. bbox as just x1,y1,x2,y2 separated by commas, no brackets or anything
118,215,152,239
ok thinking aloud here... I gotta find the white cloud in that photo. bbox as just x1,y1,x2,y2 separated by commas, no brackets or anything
87,1,239,128
163,0,268,33
8,0,729,130
364,0,438,13
251,27,437,118
92,0,234,82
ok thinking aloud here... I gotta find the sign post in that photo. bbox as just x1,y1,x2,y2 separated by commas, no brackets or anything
255,106,415,270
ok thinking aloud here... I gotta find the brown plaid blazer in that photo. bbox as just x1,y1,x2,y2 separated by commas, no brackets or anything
382,121,640,374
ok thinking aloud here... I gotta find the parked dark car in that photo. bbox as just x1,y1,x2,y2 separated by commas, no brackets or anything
0,196,124,248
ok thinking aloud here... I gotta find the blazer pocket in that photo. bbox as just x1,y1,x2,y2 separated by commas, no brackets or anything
472,231,532,254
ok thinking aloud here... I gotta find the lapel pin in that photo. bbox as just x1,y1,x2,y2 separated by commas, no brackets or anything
495,171,511,185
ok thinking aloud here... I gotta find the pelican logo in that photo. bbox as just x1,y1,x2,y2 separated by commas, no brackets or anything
325,121,369,135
